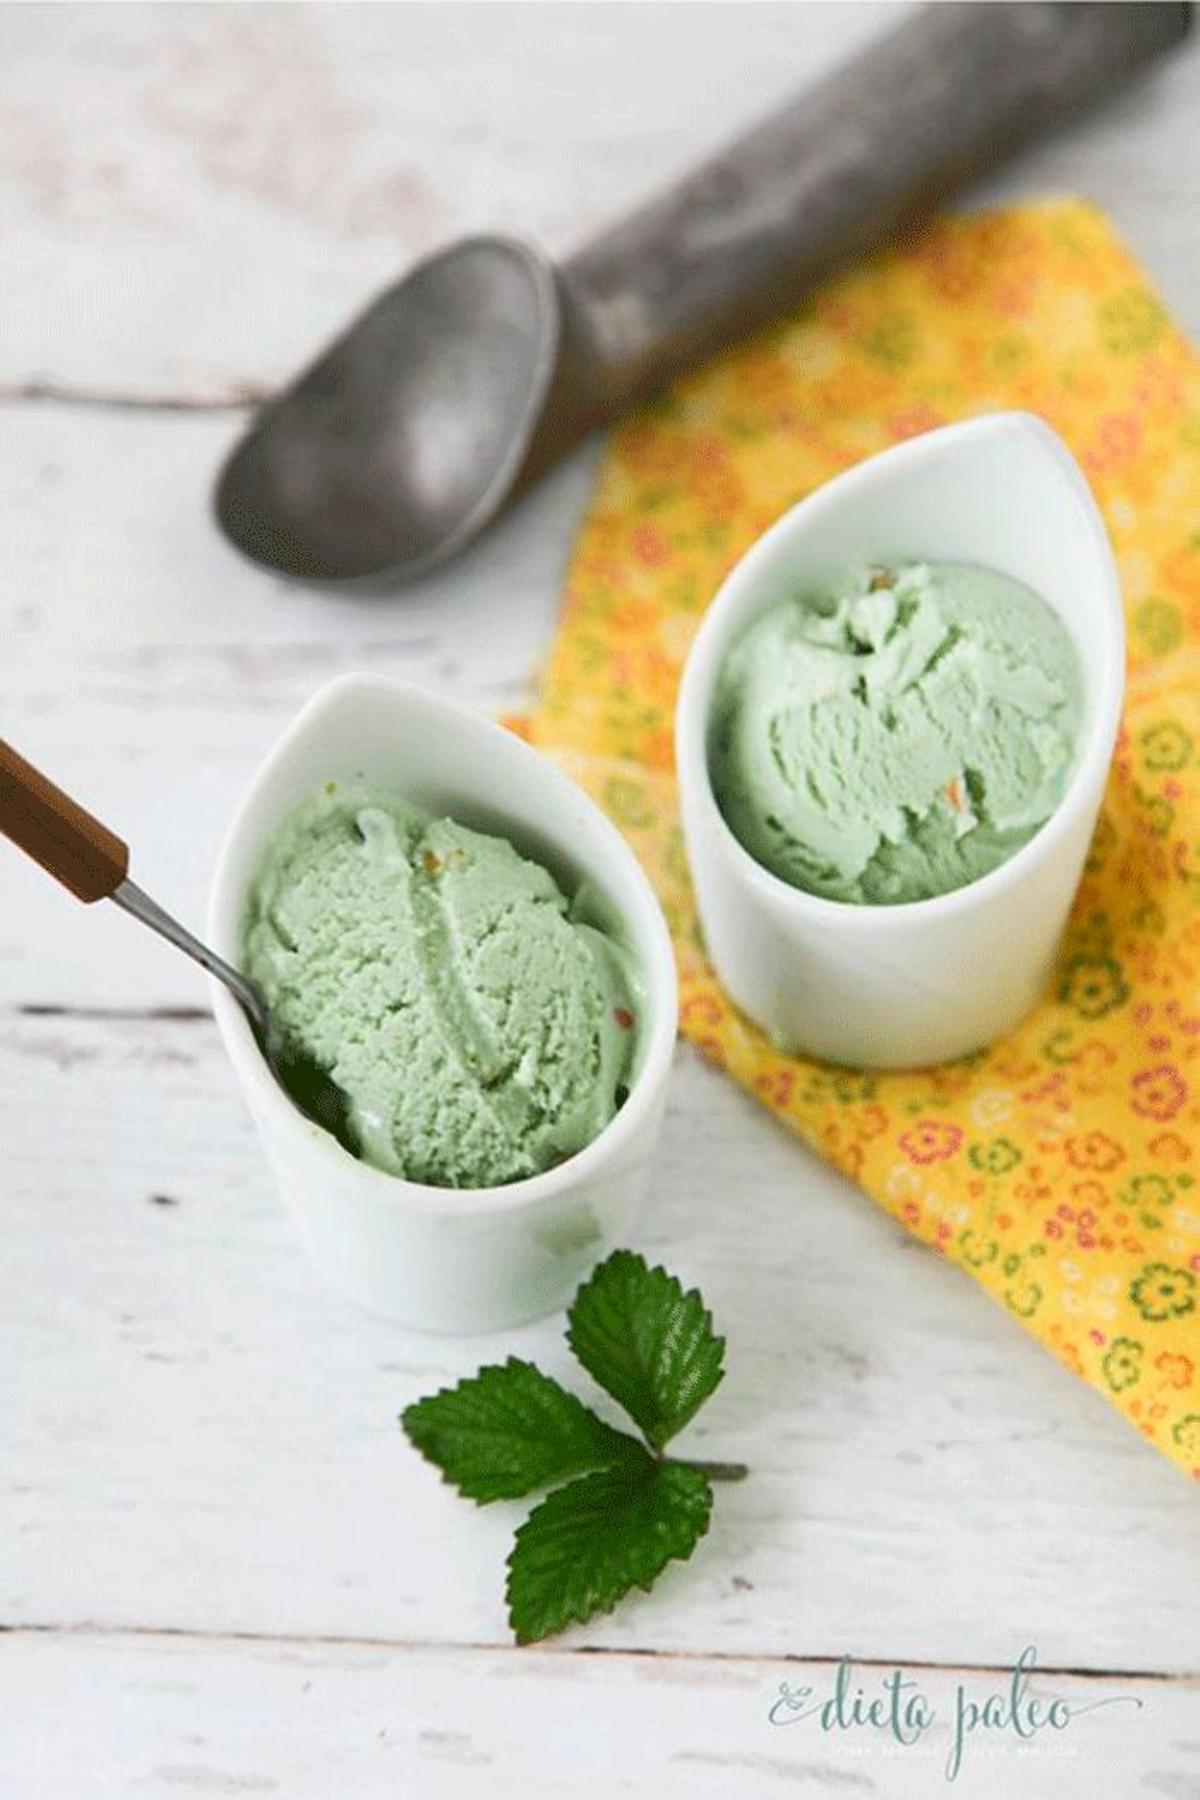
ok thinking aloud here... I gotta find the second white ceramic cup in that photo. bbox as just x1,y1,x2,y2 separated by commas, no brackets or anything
676,413,1125,1069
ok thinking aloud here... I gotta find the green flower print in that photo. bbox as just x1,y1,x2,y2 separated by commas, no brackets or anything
1042,1027,1078,1066
989,335,1030,376
603,776,654,831
573,633,611,675
1099,285,1167,355
1084,812,1118,875
1131,899,1167,938
968,1138,1022,1176
1130,1262,1197,1323
1134,598,1183,660
859,313,918,369
804,1069,878,1106
1171,1415,1200,1459
1068,909,1114,957
1006,1278,1042,1319
1102,1337,1143,1393
1058,954,1129,1020
1122,1174,1174,1231
1133,785,1174,838
960,1230,999,1268
1140,721,1193,773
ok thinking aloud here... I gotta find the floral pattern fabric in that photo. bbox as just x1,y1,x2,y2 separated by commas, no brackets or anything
523,202,1200,1477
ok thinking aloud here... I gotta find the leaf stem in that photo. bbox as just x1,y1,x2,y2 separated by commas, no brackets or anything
664,1455,749,1482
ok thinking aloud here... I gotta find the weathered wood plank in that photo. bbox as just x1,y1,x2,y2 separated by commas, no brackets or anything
4,1013,1198,1670
0,1629,1195,1799
0,4,894,399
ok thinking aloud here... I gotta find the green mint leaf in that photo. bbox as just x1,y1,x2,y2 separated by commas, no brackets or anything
566,1250,726,1450
505,1455,712,1644
401,1357,641,1504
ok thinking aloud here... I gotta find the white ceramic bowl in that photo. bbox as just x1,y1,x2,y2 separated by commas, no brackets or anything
676,412,1124,1069
208,676,678,1332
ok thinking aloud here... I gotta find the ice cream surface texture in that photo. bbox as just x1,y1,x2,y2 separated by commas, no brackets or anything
710,561,1081,905
242,786,638,1187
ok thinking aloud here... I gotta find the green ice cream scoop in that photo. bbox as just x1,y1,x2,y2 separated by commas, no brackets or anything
710,560,1081,906
242,787,638,1188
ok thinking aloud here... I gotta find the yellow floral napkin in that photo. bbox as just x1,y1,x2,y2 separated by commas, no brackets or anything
522,200,1200,1477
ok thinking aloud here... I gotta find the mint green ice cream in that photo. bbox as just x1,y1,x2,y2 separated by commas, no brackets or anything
710,560,1081,905
242,786,638,1188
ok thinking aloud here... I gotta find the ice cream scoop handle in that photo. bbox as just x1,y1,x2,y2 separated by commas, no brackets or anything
0,738,130,902
562,1,1192,412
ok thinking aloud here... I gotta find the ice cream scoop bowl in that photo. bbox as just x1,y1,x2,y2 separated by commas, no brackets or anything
675,412,1125,1069
208,675,678,1332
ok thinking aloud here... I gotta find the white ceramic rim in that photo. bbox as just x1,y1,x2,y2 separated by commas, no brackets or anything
676,412,1126,930
209,674,678,1215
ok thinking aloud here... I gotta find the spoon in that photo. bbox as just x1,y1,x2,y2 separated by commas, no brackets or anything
0,739,357,1153
215,0,1191,587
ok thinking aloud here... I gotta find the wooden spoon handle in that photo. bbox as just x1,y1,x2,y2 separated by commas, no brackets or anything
0,738,129,902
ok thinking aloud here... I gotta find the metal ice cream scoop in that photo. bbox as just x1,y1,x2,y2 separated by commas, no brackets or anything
215,1,1191,587
0,739,357,1153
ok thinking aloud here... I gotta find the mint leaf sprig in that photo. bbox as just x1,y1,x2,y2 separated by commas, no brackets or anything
400,1250,745,1644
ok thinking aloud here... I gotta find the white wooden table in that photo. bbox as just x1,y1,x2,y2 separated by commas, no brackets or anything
3,7,1199,1795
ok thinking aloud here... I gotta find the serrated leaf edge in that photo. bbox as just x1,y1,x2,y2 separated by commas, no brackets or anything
503,1459,714,1645
399,1355,643,1505
566,1251,727,1449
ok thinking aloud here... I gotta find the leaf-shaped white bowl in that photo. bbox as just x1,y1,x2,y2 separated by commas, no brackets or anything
676,412,1125,1068
208,676,678,1332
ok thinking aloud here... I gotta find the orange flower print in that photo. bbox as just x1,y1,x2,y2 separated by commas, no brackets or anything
640,723,675,774
857,1103,889,1143
1065,1131,1126,1173
630,522,670,568
1149,1132,1192,1162
899,1120,963,1165
887,402,945,442
1131,1064,1188,1122
756,1068,796,1109
681,991,724,1029
1082,410,1143,478
687,435,744,515
1154,1353,1195,1390
1071,1180,1109,1210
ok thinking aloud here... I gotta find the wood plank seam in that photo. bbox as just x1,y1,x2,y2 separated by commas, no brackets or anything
0,382,262,414
0,1624,1189,1684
